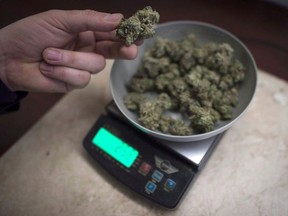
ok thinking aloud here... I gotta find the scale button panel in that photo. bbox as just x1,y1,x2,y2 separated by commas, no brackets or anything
154,155,179,174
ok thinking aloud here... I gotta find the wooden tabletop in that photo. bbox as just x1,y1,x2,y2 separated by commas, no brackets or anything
0,61,287,215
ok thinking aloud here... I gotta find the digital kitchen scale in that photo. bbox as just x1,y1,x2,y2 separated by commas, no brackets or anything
83,101,224,209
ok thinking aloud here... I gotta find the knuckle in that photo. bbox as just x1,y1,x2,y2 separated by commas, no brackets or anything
53,67,90,88
66,52,77,65
55,67,68,80
82,9,99,18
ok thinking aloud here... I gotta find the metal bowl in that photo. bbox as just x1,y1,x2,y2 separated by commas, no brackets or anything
110,21,257,142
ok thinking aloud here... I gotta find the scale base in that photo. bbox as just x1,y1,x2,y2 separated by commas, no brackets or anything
82,101,224,209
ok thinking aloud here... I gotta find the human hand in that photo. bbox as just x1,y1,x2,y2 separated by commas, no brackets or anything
0,10,140,92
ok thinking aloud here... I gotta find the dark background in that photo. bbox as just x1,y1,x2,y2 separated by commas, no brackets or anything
0,0,288,156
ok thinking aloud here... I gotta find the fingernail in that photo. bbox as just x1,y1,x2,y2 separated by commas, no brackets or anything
40,62,53,73
104,13,122,21
46,49,61,61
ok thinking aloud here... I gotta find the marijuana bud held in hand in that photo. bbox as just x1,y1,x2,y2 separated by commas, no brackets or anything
116,6,160,46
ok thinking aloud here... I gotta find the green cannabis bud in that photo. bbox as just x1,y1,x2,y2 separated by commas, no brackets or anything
124,34,246,135
138,100,162,131
116,6,160,46
124,92,147,111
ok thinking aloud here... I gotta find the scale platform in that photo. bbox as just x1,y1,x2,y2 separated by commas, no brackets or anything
83,101,224,209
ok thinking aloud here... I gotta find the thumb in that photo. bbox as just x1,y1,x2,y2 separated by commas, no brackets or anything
43,10,123,33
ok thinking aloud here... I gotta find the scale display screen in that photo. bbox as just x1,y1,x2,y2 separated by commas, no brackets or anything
92,127,139,168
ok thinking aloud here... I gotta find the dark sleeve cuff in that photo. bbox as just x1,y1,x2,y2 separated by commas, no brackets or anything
0,80,28,115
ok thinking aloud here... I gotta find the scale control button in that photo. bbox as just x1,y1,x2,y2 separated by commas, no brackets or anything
138,162,152,176
154,156,179,174
164,178,176,191
145,181,157,194
152,170,164,182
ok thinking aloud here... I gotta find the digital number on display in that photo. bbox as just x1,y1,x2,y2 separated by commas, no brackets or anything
92,128,139,168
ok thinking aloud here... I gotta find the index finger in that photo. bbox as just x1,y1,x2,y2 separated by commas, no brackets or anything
43,9,123,33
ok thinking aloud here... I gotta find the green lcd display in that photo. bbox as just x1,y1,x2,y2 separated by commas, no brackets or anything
92,127,139,168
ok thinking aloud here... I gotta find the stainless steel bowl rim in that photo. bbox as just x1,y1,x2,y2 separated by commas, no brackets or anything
110,21,258,142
